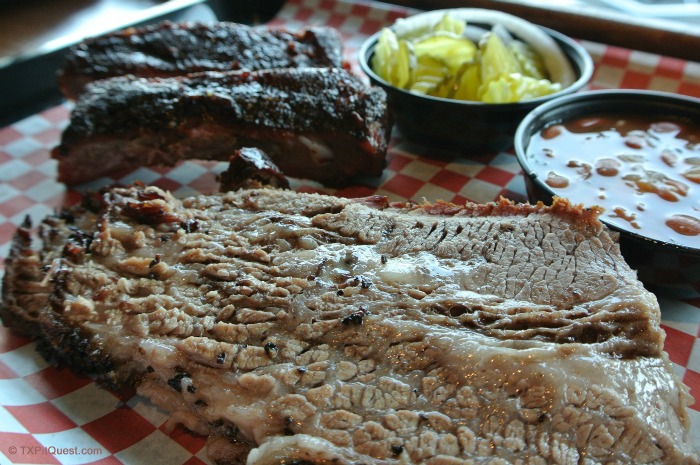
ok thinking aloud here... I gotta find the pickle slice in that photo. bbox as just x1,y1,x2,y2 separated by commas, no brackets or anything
434,12,466,36
372,28,412,88
394,39,412,88
479,32,521,86
410,55,447,95
372,28,398,83
509,40,547,79
452,62,481,101
413,32,477,74
480,73,561,103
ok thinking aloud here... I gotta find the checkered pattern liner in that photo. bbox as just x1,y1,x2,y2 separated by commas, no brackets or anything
2,0,700,463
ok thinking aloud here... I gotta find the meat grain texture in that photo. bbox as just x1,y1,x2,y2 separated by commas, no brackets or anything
1,186,698,465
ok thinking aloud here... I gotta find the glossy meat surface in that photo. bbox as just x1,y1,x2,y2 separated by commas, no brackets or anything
1,186,697,465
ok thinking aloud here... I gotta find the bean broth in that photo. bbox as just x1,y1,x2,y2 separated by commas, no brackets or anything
527,113,700,249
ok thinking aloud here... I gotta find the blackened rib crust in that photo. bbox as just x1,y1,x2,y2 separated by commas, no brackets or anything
52,68,391,186
218,148,290,191
57,21,345,99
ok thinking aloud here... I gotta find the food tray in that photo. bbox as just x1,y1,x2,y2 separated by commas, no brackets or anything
1,0,700,463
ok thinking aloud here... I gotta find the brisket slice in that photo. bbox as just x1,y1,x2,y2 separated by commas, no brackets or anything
52,67,391,186
1,185,697,464
57,21,344,100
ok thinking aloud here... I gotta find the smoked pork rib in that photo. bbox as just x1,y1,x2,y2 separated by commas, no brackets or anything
57,21,345,99
52,67,390,186
2,186,698,465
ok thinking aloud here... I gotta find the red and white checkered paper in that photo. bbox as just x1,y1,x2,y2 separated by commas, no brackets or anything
2,0,700,463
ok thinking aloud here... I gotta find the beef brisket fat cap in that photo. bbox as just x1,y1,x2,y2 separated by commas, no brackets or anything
1,186,697,465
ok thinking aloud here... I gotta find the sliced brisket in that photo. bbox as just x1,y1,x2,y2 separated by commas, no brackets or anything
1,186,697,464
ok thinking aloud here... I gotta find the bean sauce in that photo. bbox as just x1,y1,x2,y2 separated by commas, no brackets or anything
527,113,700,249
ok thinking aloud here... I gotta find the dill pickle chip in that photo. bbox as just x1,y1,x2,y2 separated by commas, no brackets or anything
373,12,560,103
509,40,546,79
394,39,412,88
434,72,460,99
480,32,521,85
434,12,466,36
411,80,440,95
478,32,559,103
480,73,561,103
410,55,447,95
372,28,412,88
452,62,481,101
372,28,399,83
413,33,477,74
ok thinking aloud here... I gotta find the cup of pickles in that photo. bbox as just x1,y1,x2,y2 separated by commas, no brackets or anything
358,8,593,154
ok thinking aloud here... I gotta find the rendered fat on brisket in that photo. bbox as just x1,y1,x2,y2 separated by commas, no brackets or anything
1,185,698,465
52,67,391,186
57,21,345,100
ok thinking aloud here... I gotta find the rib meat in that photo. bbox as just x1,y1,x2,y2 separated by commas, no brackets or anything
52,67,391,186
218,148,290,191
1,186,697,464
57,21,345,99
